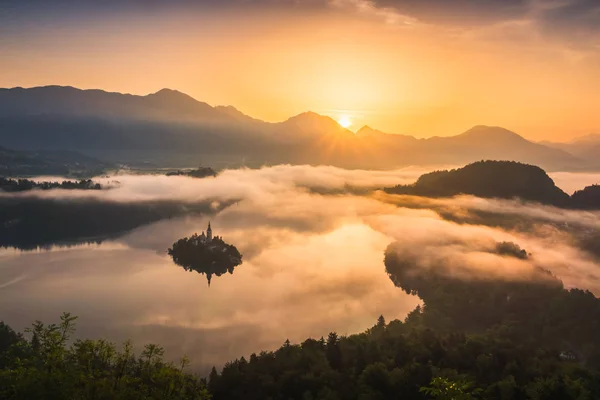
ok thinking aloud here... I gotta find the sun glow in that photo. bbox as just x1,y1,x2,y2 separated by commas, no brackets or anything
338,115,352,129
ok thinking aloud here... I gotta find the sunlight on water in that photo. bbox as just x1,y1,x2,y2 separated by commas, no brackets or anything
0,216,419,372
2,166,600,373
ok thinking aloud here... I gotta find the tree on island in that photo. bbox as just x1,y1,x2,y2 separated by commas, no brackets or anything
168,222,242,285
165,167,217,179
0,177,102,192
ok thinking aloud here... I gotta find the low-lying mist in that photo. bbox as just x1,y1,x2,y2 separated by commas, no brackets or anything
1,164,599,373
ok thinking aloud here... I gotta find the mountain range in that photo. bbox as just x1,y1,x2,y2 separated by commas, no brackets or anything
0,86,590,171
541,134,600,169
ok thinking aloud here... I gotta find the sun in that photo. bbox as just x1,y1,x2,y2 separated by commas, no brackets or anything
338,115,352,128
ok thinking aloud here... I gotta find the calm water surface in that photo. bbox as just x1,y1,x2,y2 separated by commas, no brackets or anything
4,166,597,373
0,212,419,372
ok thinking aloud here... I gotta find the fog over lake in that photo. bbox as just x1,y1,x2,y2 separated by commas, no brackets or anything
1,165,600,373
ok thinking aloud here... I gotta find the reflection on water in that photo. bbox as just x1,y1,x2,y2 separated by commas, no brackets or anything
0,213,419,373
168,223,243,287
2,166,599,374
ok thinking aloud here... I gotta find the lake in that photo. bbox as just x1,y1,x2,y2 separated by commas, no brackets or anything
2,165,600,373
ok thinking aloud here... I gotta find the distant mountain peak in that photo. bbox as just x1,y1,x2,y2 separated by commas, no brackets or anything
154,88,178,94
217,105,240,112
287,111,326,121
570,133,600,143
464,125,518,134
279,111,355,139
355,126,418,142
147,88,197,102
284,111,338,126
459,125,526,142
143,88,217,116
215,105,245,117
356,125,375,136
215,105,262,123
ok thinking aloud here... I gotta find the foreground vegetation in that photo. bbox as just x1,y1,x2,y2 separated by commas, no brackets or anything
166,167,217,179
0,314,210,400
208,305,600,399
3,299,599,400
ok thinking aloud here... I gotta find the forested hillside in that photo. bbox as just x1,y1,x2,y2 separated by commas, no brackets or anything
204,244,600,399
384,161,596,208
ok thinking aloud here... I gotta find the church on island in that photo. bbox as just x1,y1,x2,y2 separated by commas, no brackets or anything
168,221,243,287
191,222,221,246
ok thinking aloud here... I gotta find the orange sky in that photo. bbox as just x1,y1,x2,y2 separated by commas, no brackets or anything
1,1,600,141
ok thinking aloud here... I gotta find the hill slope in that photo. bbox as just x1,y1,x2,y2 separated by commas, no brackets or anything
542,134,600,168
384,160,572,207
0,145,111,176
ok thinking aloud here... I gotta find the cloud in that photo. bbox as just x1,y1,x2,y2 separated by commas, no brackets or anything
3,0,598,55
6,164,432,203
368,0,529,26
534,0,600,42
336,0,600,51
1,164,600,373
375,191,600,230
329,0,419,25
550,171,600,195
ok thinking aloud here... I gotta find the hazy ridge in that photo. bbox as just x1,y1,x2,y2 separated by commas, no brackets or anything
0,86,585,171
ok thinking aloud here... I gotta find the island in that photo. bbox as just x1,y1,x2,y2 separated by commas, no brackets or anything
168,222,242,285
165,167,217,178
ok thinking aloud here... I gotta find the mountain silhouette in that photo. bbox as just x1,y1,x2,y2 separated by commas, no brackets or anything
278,112,355,140
352,124,580,170
542,134,600,169
0,85,232,123
0,86,587,170
356,125,418,143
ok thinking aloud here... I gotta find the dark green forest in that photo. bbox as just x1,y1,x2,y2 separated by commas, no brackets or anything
0,177,102,192
166,167,217,179
204,243,600,400
384,161,600,209
571,185,600,210
0,314,211,400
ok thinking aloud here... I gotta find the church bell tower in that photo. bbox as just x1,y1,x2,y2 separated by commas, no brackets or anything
207,221,212,241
